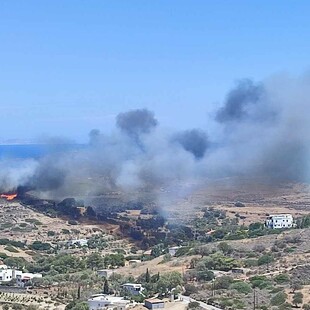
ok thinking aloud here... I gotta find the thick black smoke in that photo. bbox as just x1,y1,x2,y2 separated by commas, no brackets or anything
174,129,209,159
216,79,265,123
116,109,158,138
213,75,310,181
0,73,310,201
30,159,66,191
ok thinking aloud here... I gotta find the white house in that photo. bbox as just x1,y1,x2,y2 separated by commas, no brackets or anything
145,298,165,309
168,247,180,257
16,272,43,287
87,294,128,310
122,283,144,296
0,269,22,282
67,239,88,247
0,267,42,286
128,259,141,266
265,214,294,229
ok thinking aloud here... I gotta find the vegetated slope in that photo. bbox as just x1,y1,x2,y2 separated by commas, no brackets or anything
0,199,125,260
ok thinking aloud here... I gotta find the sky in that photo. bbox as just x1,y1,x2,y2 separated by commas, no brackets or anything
0,1,310,143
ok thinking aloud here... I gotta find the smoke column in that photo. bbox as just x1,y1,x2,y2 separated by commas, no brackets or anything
173,129,209,159
1,74,310,200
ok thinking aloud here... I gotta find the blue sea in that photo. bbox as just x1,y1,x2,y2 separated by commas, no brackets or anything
0,144,85,159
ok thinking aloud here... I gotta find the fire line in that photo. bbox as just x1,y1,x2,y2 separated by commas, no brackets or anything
0,193,17,201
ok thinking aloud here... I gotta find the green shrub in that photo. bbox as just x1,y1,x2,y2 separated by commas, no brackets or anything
30,241,51,251
229,281,252,294
188,301,200,309
258,254,274,266
274,273,290,284
271,291,287,306
244,258,258,267
0,223,14,229
0,238,10,245
0,252,8,259
4,245,19,253
68,220,78,225
25,218,42,225
214,276,234,289
279,303,292,310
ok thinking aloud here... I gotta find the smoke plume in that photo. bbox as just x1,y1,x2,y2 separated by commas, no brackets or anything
1,74,310,202
116,109,158,137
216,79,266,123
173,129,209,159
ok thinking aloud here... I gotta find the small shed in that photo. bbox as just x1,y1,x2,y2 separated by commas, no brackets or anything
128,259,141,266
145,298,165,309
97,269,114,279
231,268,244,274
168,246,180,257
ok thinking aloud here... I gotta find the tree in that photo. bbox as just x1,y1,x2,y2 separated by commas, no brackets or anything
77,285,81,299
184,284,198,296
103,253,125,268
217,242,233,254
249,222,264,231
3,305,9,310
65,301,89,310
257,254,274,266
274,273,290,284
103,279,109,294
229,282,252,294
202,253,240,271
196,246,210,258
86,252,104,270
30,241,51,251
145,268,150,283
293,292,303,307
214,276,234,290
290,281,303,293
271,292,287,306
156,272,183,296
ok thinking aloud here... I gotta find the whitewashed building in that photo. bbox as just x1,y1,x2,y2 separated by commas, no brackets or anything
16,272,43,287
168,246,180,257
87,294,128,310
122,283,144,296
0,269,22,282
265,214,294,229
67,239,88,247
0,266,42,286
145,298,165,309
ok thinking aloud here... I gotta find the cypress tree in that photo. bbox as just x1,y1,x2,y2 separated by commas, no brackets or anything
103,279,109,294
145,268,150,283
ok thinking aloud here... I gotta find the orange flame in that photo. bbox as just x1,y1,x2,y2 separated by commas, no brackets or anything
1,193,17,201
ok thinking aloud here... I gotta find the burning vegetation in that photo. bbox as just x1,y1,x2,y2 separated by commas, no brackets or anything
0,193,17,201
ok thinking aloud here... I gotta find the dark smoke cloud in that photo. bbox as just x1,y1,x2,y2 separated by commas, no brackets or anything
30,159,66,191
216,79,265,123
174,129,209,159
116,109,158,138
213,75,310,181
1,73,310,203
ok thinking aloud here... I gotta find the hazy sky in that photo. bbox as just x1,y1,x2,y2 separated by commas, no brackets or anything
0,1,310,142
